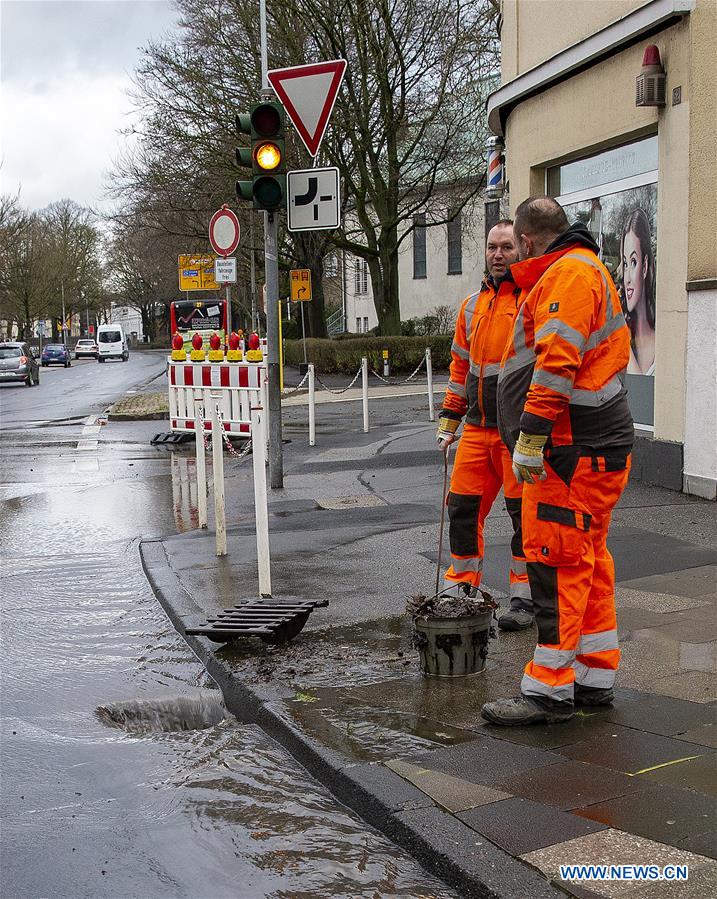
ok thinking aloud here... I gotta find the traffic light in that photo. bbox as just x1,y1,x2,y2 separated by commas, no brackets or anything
235,102,286,211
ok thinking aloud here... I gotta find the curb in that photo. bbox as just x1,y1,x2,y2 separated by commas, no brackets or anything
108,410,169,421
139,537,565,899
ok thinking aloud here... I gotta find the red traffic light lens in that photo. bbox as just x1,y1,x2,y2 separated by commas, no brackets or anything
252,103,281,137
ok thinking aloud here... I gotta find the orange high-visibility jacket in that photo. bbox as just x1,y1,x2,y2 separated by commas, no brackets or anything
443,273,524,429
497,224,634,451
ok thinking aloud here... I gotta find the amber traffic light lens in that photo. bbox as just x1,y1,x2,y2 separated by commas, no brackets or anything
254,142,281,171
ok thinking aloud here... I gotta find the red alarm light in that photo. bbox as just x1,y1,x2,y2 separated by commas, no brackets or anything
191,332,203,350
228,331,241,350
209,332,221,350
248,332,260,351
172,333,184,350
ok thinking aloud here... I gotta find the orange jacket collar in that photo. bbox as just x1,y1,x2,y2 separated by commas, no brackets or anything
510,243,585,291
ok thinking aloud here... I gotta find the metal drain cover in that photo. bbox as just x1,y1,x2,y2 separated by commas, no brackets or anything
318,494,386,510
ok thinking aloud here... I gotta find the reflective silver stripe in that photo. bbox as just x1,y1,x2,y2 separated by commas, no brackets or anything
510,558,527,576
571,374,623,407
509,581,531,600
500,344,534,378
521,672,574,703
535,318,586,353
584,313,626,351
562,251,613,319
531,368,573,397
574,661,616,688
471,360,502,378
449,556,483,574
578,629,618,654
463,294,479,340
512,304,526,355
447,379,466,398
533,647,576,669
451,340,470,360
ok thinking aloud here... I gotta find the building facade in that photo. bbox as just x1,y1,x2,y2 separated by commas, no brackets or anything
344,194,487,333
489,0,716,498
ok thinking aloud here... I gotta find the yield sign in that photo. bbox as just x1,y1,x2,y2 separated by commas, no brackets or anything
268,59,347,158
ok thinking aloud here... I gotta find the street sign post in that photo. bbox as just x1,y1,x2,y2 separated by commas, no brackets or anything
287,167,340,232
178,255,219,291
215,257,237,283
290,268,312,302
267,60,347,158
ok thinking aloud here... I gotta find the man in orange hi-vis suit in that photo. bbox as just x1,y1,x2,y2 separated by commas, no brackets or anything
436,220,533,630
482,197,634,726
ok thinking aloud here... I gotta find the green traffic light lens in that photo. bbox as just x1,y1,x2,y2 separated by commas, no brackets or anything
254,176,283,210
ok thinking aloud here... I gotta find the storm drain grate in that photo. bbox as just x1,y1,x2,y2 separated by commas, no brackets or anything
185,598,329,644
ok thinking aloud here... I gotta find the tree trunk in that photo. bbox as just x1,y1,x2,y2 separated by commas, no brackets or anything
307,258,327,338
373,239,401,335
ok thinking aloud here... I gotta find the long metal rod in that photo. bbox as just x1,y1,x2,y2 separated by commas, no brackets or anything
250,215,257,331
435,445,450,596
210,396,227,556
194,397,208,528
265,211,283,487
225,284,232,339
259,0,269,89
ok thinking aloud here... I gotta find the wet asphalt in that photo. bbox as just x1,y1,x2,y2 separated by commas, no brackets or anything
0,353,457,898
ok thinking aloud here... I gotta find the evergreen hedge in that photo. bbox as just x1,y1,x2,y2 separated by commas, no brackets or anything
284,335,451,374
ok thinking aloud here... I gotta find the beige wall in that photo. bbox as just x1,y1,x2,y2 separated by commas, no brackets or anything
501,0,650,79
503,17,693,442
687,0,717,281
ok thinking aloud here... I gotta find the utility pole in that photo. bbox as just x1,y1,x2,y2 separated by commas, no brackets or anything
61,279,67,346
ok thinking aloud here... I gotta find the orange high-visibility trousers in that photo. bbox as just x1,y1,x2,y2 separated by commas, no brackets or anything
520,448,631,706
444,424,531,610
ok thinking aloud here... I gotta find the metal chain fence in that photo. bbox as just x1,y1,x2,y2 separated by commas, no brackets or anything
369,353,427,385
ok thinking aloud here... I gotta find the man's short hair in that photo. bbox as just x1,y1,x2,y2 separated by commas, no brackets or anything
514,197,568,240
493,218,514,229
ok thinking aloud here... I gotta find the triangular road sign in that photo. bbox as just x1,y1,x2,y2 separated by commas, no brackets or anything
268,59,347,158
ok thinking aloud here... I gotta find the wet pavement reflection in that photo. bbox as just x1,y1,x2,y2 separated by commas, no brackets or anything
0,413,456,897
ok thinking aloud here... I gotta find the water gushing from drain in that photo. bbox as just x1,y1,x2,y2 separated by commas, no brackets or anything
96,691,229,734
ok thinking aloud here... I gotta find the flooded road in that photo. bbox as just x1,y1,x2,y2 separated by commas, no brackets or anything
0,364,455,898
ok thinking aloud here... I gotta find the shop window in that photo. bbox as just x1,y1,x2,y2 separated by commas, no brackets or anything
447,209,462,275
548,137,658,427
413,214,427,279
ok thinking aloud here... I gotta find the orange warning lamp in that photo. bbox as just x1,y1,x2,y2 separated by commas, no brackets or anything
208,331,224,362
246,331,263,362
190,331,205,362
171,331,187,361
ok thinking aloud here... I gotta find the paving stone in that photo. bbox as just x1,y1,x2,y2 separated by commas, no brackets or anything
495,759,649,810
616,587,710,614
385,758,512,812
619,565,717,601
342,761,434,812
412,733,562,784
640,753,717,797
476,711,635,751
560,726,715,774
675,830,717,860
574,784,714,845
652,670,717,704
628,864,717,899
457,797,606,856
522,828,717,899
647,615,717,644
603,694,717,737
675,721,717,749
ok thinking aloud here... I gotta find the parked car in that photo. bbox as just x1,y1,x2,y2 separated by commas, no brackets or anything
41,343,72,367
97,324,129,362
74,338,98,359
0,341,40,386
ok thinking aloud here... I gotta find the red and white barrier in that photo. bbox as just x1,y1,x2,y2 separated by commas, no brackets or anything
168,360,265,436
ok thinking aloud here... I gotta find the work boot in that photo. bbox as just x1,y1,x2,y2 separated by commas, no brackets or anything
498,608,534,631
481,695,575,726
575,684,614,706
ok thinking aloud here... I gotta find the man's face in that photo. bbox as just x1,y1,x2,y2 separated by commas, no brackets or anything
486,225,518,278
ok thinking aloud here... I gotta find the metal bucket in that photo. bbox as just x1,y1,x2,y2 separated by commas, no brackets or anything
413,610,493,677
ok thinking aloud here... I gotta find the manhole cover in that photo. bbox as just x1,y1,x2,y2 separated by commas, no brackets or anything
318,494,386,510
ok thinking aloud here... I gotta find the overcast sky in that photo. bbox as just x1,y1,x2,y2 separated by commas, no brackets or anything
1,0,179,213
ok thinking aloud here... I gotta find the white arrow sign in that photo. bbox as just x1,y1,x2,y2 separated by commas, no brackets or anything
268,60,347,158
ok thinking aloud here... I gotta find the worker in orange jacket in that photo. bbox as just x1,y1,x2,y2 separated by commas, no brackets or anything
436,220,533,630
482,197,634,726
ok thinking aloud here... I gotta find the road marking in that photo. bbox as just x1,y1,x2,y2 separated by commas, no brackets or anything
76,414,100,451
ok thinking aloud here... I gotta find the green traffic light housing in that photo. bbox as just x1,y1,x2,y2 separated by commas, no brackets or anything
234,101,286,211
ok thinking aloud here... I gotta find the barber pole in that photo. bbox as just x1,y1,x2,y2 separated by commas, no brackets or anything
485,136,505,199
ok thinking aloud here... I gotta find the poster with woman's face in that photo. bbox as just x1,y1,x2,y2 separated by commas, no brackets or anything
563,182,657,376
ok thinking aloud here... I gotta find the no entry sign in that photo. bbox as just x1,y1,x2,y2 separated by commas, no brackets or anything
209,205,241,257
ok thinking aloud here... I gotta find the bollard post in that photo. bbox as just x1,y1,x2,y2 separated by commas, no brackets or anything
251,405,272,596
426,347,435,422
194,394,208,528
308,363,316,447
382,347,389,378
361,356,369,432
209,394,227,556
260,366,269,464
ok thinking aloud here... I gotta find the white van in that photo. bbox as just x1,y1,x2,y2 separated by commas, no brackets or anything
97,324,129,362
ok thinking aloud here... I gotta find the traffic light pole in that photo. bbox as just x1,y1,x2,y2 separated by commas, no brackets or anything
264,209,283,488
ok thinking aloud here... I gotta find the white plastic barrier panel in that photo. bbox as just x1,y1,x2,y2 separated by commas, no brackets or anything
168,360,265,436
